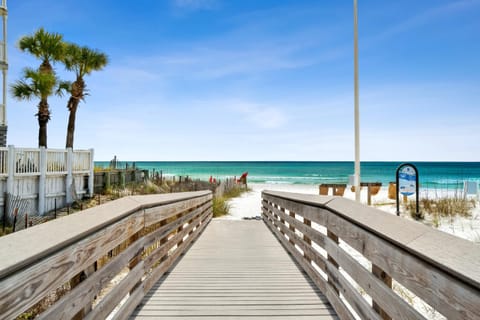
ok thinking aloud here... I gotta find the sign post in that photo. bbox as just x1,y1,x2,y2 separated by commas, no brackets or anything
396,163,419,217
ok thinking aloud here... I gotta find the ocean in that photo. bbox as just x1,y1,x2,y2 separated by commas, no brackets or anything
94,161,480,190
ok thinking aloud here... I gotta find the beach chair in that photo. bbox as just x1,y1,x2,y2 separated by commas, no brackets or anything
464,181,479,200
319,184,346,196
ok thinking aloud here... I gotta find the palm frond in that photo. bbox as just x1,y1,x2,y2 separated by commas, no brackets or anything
56,80,72,97
18,27,65,64
10,68,58,101
10,80,35,101
63,43,108,77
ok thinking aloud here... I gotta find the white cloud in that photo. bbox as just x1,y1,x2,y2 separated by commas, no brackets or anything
230,102,288,129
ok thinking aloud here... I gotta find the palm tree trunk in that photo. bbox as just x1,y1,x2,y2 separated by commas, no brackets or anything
66,78,85,149
65,97,79,148
38,118,47,148
37,99,50,148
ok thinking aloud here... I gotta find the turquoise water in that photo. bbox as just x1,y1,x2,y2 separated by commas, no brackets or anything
95,161,480,190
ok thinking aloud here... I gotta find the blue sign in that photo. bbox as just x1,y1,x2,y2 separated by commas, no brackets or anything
396,163,419,216
398,165,416,196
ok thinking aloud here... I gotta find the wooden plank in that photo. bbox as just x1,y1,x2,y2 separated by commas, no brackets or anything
263,190,334,207
372,264,392,320
325,210,480,319
0,197,141,279
262,196,330,228
112,283,145,320
0,211,144,320
327,197,480,289
105,206,211,320
289,210,295,245
304,217,312,262
144,208,210,270
143,210,212,293
262,211,352,320
263,208,380,320
265,199,428,320
132,220,337,320
132,317,336,320
143,194,211,227
132,191,211,212
37,238,146,320
327,229,339,295
84,261,144,320
137,305,332,310
265,192,480,320
142,201,210,263
0,191,212,320
133,309,335,316
0,191,211,280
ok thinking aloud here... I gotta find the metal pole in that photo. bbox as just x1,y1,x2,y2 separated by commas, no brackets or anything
354,0,361,202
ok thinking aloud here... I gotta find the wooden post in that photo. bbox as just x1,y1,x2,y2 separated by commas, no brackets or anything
176,212,184,247
289,211,295,245
120,171,125,188
372,264,392,320
280,207,286,235
367,185,372,205
303,218,311,263
105,171,111,190
327,230,339,294
273,203,278,221
11,208,17,232
129,231,142,294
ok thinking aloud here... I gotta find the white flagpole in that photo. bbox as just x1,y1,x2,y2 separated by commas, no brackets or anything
354,0,361,202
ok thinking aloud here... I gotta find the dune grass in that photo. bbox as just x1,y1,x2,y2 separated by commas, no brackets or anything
212,186,250,218
406,196,476,223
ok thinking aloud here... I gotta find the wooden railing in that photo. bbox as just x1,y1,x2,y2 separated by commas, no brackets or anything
0,190,212,320
262,190,480,320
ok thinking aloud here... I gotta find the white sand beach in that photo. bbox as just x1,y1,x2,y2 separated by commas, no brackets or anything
220,183,479,320
220,183,480,242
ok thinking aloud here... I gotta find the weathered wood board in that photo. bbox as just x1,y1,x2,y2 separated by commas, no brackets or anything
131,220,338,320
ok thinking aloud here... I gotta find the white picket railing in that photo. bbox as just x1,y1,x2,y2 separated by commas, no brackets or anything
73,150,91,172
1,146,94,215
0,147,92,175
14,148,40,175
46,149,67,174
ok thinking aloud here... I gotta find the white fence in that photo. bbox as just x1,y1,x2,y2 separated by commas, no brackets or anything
0,146,94,218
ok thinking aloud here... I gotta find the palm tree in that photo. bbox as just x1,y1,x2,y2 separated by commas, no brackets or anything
62,43,108,148
11,68,69,147
17,28,66,147
18,27,64,75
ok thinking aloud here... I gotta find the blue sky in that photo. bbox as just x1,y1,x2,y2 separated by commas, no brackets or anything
6,0,480,161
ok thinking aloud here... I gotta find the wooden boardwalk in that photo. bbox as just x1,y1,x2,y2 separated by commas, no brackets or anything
131,220,338,319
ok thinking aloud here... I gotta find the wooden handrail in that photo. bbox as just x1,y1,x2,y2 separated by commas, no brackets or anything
262,190,480,320
0,190,212,320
